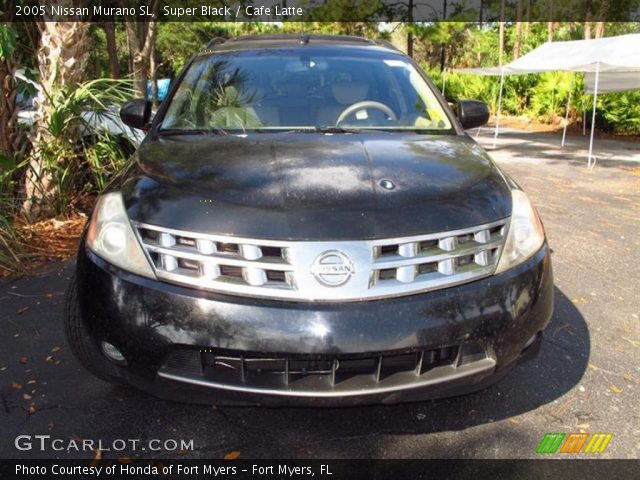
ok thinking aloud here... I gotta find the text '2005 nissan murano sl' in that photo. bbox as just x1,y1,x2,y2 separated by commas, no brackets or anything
65,35,553,406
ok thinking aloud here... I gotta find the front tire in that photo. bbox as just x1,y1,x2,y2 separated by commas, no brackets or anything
64,273,125,386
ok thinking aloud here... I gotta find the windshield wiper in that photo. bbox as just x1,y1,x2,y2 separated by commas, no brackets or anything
314,126,361,134
157,128,225,136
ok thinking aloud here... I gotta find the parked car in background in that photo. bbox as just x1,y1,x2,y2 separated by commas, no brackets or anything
66,35,553,406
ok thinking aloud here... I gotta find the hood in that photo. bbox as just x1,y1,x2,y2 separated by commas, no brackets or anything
121,132,511,241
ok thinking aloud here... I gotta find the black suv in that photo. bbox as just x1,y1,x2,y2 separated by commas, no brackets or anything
66,35,553,405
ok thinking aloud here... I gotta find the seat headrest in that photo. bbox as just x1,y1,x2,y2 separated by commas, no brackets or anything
332,82,369,105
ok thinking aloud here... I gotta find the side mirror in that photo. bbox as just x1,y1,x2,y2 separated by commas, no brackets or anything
120,99,151,130
457,100,490,130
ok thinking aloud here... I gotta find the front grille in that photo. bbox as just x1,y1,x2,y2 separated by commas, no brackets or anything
136,224,294,292
133,219,507,301
371,223,505,285
158,345,496,396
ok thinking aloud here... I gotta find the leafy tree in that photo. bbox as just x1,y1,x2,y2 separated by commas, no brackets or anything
24,16,90,217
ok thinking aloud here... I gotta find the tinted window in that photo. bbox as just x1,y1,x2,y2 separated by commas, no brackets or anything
160,49,452,132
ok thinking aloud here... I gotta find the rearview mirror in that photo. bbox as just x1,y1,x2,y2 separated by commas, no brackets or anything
120,99,151,130
457,100,489,130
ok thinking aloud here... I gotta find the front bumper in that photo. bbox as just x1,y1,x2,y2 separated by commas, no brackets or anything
75,242,553,406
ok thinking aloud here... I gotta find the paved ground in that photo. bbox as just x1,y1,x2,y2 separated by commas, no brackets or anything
1,129,638,460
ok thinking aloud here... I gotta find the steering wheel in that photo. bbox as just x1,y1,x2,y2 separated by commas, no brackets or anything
336,101,397,125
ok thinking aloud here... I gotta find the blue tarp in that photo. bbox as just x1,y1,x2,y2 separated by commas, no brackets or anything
147,78,170,102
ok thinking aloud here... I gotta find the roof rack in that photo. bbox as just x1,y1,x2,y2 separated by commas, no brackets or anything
375,39,402,52
201,34,400,53
206,37,227,49
227,34,376,45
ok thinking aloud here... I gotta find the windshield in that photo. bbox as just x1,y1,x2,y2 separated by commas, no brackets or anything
160,48,453,133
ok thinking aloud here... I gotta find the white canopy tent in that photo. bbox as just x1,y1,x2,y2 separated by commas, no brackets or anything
453,33,640,168
584,71,640,93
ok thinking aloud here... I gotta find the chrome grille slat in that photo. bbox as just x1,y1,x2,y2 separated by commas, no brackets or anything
372,238,503,269
368,220,505,246
143,244,293,271
370,266,496,290
133,219,507,302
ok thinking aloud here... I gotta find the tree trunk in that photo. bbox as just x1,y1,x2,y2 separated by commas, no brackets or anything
439,0,447,71
103,21,119,79
150,41,158,107
595,1,607,38
125,22,145,97
23,19,89,217
498,0,505,65
0,27,18,161
584,9,592,40
547,0,555,41
513,0,523,59
1,22,32,204
125,10,159,98
406,0,414,58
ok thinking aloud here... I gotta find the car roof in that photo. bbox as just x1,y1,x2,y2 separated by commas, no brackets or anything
199,34,402,56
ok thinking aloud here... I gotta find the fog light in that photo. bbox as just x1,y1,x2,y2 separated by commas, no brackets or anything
101,341,127,365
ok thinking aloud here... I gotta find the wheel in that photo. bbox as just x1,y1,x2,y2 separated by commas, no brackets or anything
64,274,125,386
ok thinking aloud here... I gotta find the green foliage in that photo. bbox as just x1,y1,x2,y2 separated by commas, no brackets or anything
157,23,230,76
598,91,640,134
417,22,640,135
428,68,502,113
0,24,17,58
0,152,30,274
30,79,137,216
0,208,27,275
431,66,640,136
157,23,283,77
303,0,385,23
84,132,132,192
528,72,574,122
0,153,29,274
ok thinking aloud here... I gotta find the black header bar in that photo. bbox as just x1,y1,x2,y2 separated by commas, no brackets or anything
2,1,639,23
1,459,639,480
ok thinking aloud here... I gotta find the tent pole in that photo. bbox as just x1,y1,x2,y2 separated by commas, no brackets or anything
561,73,574,148
588,62,600,169
493,67,505,149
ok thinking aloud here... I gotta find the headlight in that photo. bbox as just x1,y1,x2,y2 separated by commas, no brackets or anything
86,192,156,279
495,189,545,274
